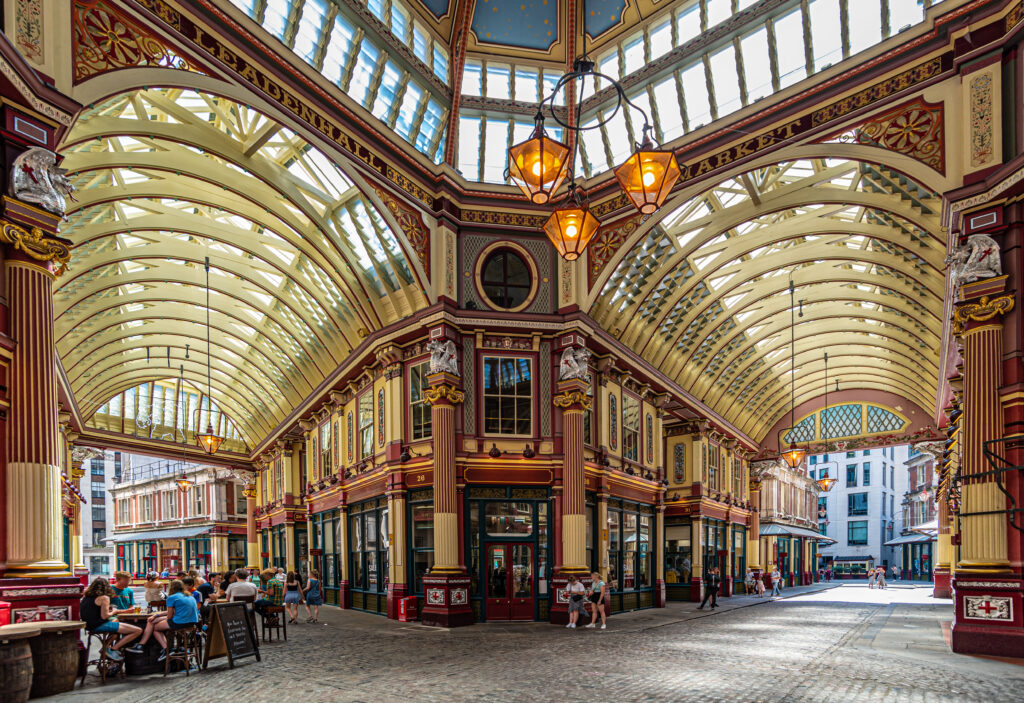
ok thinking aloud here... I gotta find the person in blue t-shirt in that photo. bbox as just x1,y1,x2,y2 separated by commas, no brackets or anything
125,580,198,660
110,571,135,612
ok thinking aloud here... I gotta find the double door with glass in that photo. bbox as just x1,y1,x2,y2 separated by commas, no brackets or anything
485,543,534,620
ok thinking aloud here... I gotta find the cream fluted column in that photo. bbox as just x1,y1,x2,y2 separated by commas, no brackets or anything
423,377,463,573
5,255,65,577
244,483,259,569
955,295,1013,573
553,376,590,575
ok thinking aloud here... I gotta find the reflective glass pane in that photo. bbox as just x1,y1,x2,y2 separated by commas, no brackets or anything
485,502,534,536
809,0,842,71
741,27,772,102
775,9,807,88
512,544,532,597
681,62,711,129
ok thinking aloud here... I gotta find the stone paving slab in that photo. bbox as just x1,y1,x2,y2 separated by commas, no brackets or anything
43,584,1022,703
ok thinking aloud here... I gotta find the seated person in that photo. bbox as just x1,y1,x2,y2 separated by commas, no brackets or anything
144,572,165,605
110,571,136,612
254,569,284,620
81,577,142,661
226,568,259,601
197,573,218,604
126,580,199,660
218,570,237,600
182,576,203,608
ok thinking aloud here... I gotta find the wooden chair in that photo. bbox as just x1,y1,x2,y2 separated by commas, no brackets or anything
80,631,124,687
148,599,166,610
260,605,287,642
163,625,200,677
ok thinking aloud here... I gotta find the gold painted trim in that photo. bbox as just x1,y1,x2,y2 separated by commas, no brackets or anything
953,295,1014,336
0,222,69,275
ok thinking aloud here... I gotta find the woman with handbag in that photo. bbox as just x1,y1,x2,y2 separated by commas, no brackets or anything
565,575,587,629
584,572,608,630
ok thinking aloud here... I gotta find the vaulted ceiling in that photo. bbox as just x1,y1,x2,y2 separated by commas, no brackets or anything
592,158,944,441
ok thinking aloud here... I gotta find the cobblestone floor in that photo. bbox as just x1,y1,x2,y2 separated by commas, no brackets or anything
48,584,1024,703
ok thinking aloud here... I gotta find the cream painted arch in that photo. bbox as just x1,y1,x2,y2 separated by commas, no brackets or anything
68,68,435,291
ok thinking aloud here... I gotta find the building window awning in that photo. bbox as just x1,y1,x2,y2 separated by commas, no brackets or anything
108,526,211,543
884,533,933,547
909,518,938,536
759,523,836,544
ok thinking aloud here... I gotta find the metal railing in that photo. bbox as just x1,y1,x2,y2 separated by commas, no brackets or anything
113,457,203,485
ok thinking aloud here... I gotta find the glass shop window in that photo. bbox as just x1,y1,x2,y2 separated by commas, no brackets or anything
481,248,532,309
410,494,434,594
349,501,388,594
484,502,534,537
622,394,640,462
482,356,533,436
410,361,432,440
359,392,374,459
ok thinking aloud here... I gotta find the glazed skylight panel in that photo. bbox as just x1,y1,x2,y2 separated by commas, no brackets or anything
227,0,447,162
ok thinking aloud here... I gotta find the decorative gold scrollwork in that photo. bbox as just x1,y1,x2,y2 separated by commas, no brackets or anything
952,295,1015,336
242,485,258,499
552,390,592,411
0,222,71,275
423,384,465,405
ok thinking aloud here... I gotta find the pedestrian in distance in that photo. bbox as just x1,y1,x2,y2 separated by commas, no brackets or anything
304,569,323,623
565,575,587,629
698,567,721,610
755,573,766,598
875,566,886,589
584,571,608,629
744,568,755,594
867,568,877,589
891,564,900,581
284,570,303,623
770,566,783,598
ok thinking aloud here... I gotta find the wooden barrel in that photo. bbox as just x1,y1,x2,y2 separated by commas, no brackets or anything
28,622,83,698
0,626,37,703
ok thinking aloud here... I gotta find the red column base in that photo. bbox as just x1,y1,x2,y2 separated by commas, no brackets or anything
654,578,666,607
420,573,473,627
690,577,703,602
338,580,351,609
386,583,409,620
0,577,84,623
933,567,952,599
951,574,1024,657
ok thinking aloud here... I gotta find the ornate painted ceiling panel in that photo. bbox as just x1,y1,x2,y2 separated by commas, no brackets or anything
58,88,428,445
591,158,945,441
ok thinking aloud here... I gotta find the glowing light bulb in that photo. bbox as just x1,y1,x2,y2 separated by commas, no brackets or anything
532,161,542,177
642,169,656,187
566,223,579,238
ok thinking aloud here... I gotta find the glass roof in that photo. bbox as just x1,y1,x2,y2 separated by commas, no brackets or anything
58,88,428,444
592,158,945,441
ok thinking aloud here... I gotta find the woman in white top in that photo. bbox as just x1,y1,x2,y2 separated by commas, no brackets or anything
565,575,587,629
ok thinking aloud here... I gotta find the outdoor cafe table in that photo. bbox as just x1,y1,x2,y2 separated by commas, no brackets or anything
117,610,168,676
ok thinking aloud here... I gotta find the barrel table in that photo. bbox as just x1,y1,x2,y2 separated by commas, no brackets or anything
27,621,84,698
0,624,40,703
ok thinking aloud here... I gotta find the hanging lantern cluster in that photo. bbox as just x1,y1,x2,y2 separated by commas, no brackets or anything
506,53,681,261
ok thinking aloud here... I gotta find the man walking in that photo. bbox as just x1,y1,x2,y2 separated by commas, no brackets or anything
697,567,721,610
770,565,783,598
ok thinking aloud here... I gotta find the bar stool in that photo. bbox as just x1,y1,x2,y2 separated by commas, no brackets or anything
80,631,124,687
261,605,287,642
163,625,200,677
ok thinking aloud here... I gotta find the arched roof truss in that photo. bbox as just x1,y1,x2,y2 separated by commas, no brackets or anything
591,158,944,441
58,88,429,444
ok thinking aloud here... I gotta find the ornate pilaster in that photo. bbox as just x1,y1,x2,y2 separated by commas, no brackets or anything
420,358,472,627
386,471,408,619
242,482,259,569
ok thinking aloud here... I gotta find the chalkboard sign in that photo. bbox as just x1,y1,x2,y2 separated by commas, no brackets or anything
202,602,260,669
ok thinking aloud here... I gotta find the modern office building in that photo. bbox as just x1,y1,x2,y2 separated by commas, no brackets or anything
80,450,123,578
811,445,910,577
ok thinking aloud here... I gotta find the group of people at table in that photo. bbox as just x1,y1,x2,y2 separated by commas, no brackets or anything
79,567,323,666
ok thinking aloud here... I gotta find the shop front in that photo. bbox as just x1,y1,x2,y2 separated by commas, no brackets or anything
885,533,934,581
664,518,692,601
311,509,343,605
832,555,875,578
349,497,389,614
604,500,655,613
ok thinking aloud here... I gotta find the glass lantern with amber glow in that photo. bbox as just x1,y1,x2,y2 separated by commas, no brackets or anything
507,116,571,205
196,424,225,455
614,128,681,214
779,442,807,469
543,188,600,261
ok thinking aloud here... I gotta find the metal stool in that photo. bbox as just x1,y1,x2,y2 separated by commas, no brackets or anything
163,625,200,677
80,631,124,687
261,605,287,642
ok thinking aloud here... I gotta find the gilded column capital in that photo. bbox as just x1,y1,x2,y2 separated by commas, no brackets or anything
0,221,70,275
424,383,464,406
552,390,592,411
952,295,1014,336
242,484,258,499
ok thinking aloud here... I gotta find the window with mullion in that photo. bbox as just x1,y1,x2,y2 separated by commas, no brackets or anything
358,391,374,458
409,361,432,440
622,394,640,462
482,356,532,436
320,421,331,475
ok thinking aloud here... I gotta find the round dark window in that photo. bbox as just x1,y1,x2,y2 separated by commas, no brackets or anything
481,249,532,309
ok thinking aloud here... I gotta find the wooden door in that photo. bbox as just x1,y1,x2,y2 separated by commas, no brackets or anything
485,543,534,620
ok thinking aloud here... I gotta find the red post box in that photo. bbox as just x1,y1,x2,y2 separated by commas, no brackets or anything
398,596,418,622
0,601,10,626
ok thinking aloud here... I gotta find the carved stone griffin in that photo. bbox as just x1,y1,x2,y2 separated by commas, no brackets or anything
946,233,1001,293
10,147,76,218
558,346,591,381
426,339,459,376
